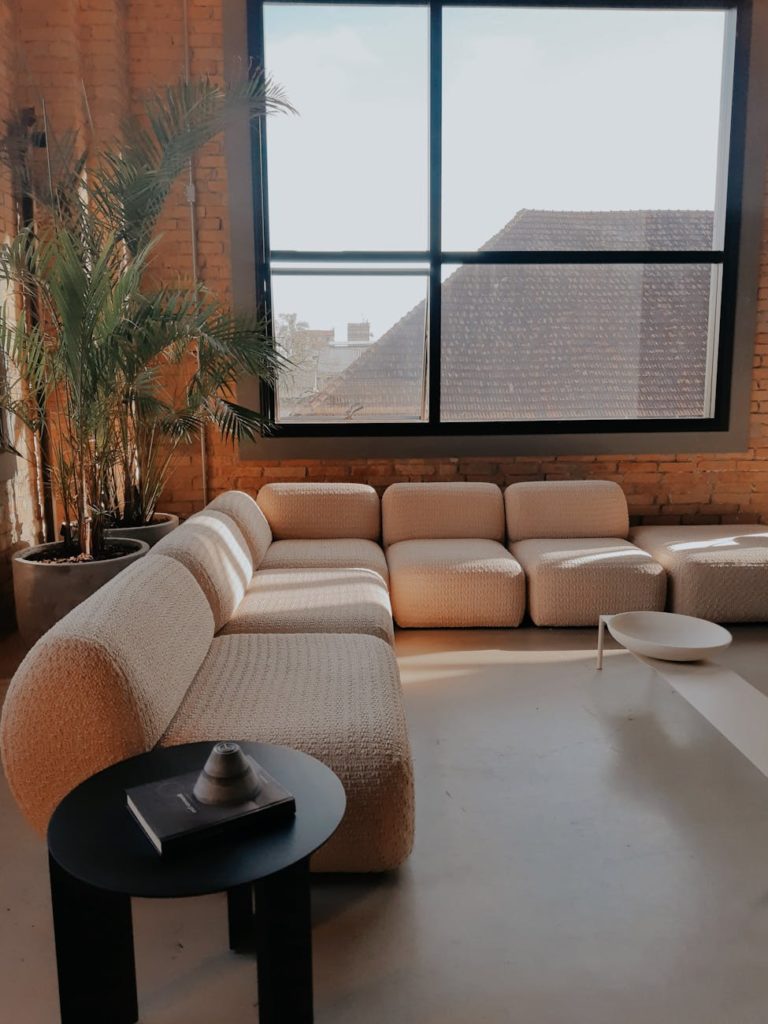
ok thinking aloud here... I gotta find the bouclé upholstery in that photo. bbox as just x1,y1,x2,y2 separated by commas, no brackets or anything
257,483,380,540
153,510,253,631
260,537,388,582
1,488,415,873
161,632,414,872
0,556,214,835
630,525,768,622
505,480,629,542
511,538,667,627
387,538,525,628
382,482,504,546
220,568,395,645
205,490,272,567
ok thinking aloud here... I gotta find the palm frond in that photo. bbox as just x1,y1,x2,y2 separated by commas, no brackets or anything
205,396,268,445
92,73,295,254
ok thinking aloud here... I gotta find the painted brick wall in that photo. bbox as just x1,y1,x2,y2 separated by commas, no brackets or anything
0,0,766,632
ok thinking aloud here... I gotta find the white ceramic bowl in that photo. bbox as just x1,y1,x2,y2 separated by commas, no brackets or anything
606,610,732,663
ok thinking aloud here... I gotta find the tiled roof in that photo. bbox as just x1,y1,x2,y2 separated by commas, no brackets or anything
291,210,715,422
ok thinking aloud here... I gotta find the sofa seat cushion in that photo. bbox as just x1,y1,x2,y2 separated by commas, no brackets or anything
219,568,394,645
511,537,666,627
260,538,388,582
386,539,525,628
161,632,414,872
630,525,768,622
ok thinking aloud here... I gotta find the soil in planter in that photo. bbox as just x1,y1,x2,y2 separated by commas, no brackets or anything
111,514,169,528
25,542,138,565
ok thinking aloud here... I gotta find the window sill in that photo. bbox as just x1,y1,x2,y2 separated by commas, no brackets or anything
240,423,750,461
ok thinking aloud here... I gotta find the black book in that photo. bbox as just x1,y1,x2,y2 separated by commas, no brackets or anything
126,762,296,856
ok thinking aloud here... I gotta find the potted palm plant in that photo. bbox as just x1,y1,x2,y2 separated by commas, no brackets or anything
89,78,292,547
0,75,291,641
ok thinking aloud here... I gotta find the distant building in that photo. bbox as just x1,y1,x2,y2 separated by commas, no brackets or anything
346,321,373,345
288,209,714,423
277,327,336,409
299,328,336,351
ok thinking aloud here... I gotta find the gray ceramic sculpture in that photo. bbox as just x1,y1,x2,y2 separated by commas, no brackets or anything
192,742,262,806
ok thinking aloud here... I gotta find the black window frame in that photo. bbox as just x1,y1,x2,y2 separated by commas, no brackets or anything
247,0,752,439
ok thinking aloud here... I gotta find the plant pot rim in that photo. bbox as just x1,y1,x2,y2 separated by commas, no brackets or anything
14,538,150,566
108,512,180,529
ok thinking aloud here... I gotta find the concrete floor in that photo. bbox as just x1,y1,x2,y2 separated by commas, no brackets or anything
3,626,768,1022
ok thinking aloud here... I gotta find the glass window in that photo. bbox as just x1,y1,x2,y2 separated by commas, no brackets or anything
440,263,718,421
271,273,429,422
264,3,429,251
253,1,742,434
442,8,728,252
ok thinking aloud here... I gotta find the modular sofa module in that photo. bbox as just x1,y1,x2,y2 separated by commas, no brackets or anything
382,482,526,628
505,480,667,627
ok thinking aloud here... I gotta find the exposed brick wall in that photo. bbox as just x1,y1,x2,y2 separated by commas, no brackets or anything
0,0,44,630
147,2,768,530
1,0,767,632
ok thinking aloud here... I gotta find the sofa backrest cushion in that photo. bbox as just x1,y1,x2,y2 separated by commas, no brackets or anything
257,483,381,541
0,554,213,836
154,510,253,630
205,491,272,568
505,480,630,542
382,482,505,546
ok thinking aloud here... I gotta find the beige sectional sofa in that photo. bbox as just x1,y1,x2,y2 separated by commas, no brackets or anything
1,487,414,873
5,479,768,870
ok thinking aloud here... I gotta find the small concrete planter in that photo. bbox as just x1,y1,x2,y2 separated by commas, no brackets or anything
105,513,180,547
12,539,149,644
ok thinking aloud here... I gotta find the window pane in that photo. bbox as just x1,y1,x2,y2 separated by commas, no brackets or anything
272,274,429,422
443,8,729,251
440,263,717,421
264,3,429,250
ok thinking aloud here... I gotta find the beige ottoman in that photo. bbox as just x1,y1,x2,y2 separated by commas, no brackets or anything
511,537,667,627
630,525,768,622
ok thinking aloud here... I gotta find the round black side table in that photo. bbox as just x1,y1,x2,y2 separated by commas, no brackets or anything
46,741,346,1024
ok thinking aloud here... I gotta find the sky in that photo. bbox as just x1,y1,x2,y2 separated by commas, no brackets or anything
262,3,728,349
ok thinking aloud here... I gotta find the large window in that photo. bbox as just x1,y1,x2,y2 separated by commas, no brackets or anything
249,0,749,436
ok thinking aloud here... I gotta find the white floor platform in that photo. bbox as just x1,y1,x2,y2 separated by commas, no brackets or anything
3,626,768,1023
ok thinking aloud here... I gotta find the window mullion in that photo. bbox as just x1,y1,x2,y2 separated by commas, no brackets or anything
428,0,442,426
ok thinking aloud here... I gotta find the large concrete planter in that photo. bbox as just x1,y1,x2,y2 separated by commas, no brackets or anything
105,513,179,547
12,539,149,644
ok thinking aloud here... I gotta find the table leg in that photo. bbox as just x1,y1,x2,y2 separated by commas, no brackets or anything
49,853,138,1024
227,882,256,952
597,614,607,670
254,857,313,1023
